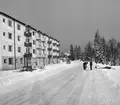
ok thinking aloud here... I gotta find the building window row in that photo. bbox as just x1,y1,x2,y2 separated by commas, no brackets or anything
4,58,13,65
3,45,21,53
4,58,23,65
3,17,21,30
3,32,21,41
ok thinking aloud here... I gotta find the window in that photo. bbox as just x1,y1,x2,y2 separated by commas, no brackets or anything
18,47,21,53
3,18,5,23
17,24,21,30
8,32,12,39
20,58,23,64
33,49,36,54
33,40,36,45
3,32,5,36
18,36,20,41
3,45,6,50
8,45,12,52
9,58,13,65
33,31,35,36
4,59,7,64
8,20,12,27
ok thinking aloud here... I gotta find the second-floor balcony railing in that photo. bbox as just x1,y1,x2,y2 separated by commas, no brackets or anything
47,40,52,44
24,32,32,37
24,42,32,47
48,54,52,58
48,47,52,51
56,44,60,47
53,49,57,52
24,53,32,58
53,43,56,46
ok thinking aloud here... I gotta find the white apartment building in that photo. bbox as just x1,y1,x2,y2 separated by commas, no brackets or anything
0,12,26,70
0,12,60,71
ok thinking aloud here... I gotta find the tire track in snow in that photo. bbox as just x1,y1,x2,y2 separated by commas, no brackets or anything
0,64,80,105
43,70,80,105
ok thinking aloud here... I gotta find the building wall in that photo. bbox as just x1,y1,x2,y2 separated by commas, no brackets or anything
0,15,3,70
0,14,15,70
0,12,60,71
15,21,26,69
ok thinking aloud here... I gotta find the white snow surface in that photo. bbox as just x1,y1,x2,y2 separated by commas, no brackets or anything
0,61,79,87
95,63,120,86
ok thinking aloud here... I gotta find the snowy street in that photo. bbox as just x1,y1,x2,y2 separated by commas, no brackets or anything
0,61,120,105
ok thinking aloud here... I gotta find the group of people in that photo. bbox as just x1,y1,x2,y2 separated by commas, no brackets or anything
83,61,93,70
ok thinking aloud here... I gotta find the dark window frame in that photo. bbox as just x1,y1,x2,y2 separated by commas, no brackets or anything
4,59,7,64
18,35,21,41
8,32,12,39
3,18,5,23
17,24,21,30
3,32,5,36
8,20,12,27
9,58,13,65
18,47,21,53
20,58,23,64
8,45,12,52
3,45,6,50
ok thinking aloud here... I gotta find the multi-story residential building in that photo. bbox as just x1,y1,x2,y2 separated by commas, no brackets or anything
0,12,26,70
0,11,60,71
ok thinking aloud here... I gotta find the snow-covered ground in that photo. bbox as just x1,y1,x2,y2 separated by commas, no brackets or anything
0,61,79,87
1,60,120,105
100,65,120,86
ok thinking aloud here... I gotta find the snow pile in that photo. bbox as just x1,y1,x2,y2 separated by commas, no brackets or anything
0,61,79,87
101,65,120,85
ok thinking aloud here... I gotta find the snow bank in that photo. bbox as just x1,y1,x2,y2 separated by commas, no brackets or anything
0,61,79,87
101,65,120,85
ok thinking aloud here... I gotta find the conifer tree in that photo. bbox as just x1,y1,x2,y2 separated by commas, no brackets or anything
70,44,75,60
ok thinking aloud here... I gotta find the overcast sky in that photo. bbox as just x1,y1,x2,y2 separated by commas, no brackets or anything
0,0,120,52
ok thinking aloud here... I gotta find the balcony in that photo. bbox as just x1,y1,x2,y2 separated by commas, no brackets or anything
24,32,32,37
48,55,52,58
53,43,56,46
24,53,32,58
36,35,41,40
48,47,52,51
56,44,60,47
24,42,32,47
58,50,60,53
47,40,52,44
53,49,57,52
42,38,46,42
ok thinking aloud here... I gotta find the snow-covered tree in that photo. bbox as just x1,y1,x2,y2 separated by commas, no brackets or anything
70,44,75,60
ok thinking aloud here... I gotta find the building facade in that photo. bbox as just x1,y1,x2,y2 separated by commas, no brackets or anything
0,12,60,71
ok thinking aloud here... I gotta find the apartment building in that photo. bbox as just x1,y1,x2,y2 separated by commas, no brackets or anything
0,12,60,71
0,12,26,70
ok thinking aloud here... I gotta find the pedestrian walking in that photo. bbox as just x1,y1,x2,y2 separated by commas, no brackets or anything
83,62,88,70
90,61,92,70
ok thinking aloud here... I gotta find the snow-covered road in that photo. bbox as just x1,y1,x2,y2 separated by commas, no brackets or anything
0,61,120,105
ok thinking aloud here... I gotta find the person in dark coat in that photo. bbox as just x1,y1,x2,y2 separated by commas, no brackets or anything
83,62,88,70
90,61,93,70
